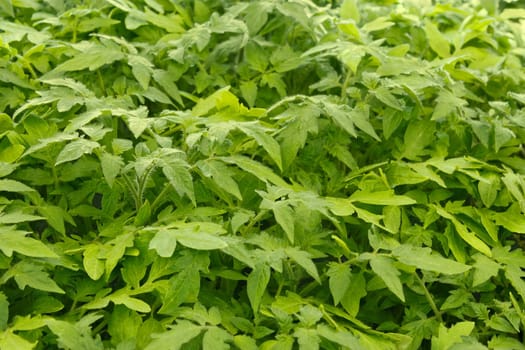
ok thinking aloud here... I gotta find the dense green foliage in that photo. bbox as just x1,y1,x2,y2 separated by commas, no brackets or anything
1,0,525,348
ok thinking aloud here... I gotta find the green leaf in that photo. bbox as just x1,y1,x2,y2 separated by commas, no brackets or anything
240,80,257,107
383,206,401,234
340,272,366,317
38,205,70,235
322,102,357,137
128,55,153,90
317,325,362,349
0,227,58,258
112,294,151,313
83,244,105,280
54,45,125,72
492,206,525,234
493,121,515,153
149,230,177,257
244,41,269,72
434,205,493,256
0,0,14,17
0,331,36,350
247,263,270,313
362,16,394,33
401,120,435,160
472,253,501,287
501,8,525,19
327,263,351,305
273,202,295,243
153,69,183,106
431,322,475,350
100,152,124,188
237,123,282,170
340,0,360,22
349,190,416,206
0,212,43,224
0,144,24,163
108,305,142,345
373,86,403,111
145,321,202,350
294,328,320,350
393,245,471,274
46,318,104,350
270,45,303,73
159,268,200,314
161,158,195,204
261,73,287,97
9,261,65,294
0,179,34,192
424,20,450,58
55,139,99,165
197,159,242,200
408,163,446,188
220,155,289,188
432,90,467,121
174,230,228,251
0,293,8,331
285,248,320,283
370,256,405,302
505,266,525,302
203,327,232,350
150,222,227,256
104,233,135,278
351,104,381,141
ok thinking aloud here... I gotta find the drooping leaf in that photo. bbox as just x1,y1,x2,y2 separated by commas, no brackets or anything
393,245,471,274
160,158,195,204
55,139,99,165
197,159,242,200
9,261,65,294
273,201,295,243
349,190,416,206
285,247,320,283
247,263,270,313
369,256,405,302
145,321,202,350
401,120,435,160
327,263,351,305
0,227,58,258
100,152,124,188
237,123,282,170
0,179,34,192
220,155,289,188
159,268,200,315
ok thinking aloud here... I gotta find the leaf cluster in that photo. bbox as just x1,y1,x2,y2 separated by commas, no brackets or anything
1,0,525,349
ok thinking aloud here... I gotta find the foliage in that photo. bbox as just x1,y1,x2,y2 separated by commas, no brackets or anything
1,0,525,348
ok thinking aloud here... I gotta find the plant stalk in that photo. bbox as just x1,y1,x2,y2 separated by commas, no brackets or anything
416,272,443,323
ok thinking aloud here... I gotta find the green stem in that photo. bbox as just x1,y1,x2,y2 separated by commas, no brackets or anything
266,94,310,116
416,272,443,323
320,304,342,331
240,209,268,236
122,173,141,210
150,183,172,213
92,319,107,335
340,68,353,102
97,70,106,96
137,161,158,207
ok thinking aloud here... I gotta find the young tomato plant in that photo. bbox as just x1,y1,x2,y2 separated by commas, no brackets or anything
1,0,525,349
